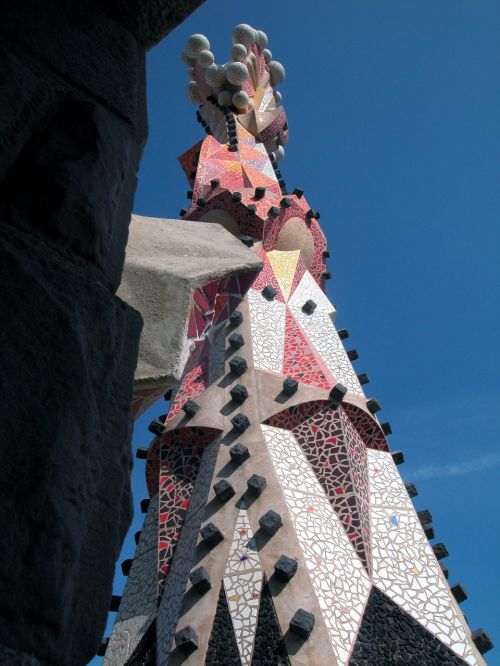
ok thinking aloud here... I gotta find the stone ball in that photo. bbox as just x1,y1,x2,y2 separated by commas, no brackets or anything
185,82,202,104
180,50,193,66
232,24,256,47
198,50,214,68
274,91,283,106
274,145,285,162
225,61,249,86
255,30,268,50
269,61,285,86
262,48,272,64
231,44,248,62
186,34,210,58
205,64,226,87
217,90,233,107
232,91,250,110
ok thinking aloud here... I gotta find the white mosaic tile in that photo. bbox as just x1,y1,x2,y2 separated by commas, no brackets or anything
288,271,364,397
262,425,371,666
368,450,479,665
223,510,263,666
288,269,335,316
247,288,286,374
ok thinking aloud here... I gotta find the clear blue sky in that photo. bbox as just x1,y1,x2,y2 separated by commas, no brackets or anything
90,1,499,663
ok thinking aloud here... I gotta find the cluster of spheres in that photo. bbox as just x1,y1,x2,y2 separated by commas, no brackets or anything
182,23,286,113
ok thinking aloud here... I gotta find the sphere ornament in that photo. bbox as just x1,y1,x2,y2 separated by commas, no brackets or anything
217,90,233,107
262,48,272,64
185,81,202,104
225,61,249,86
204,64,226,87
269,61,285,86
274,90,283,106
232,91,250,110
231,24,256,47
274,145,285,162
231,44,248,62
255,30,268,50
185,33,210,58
197,50,214,68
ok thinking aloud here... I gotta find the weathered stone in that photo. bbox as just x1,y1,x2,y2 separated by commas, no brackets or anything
175,626,198,654
247,474,266,496
274,555,298,582
229,356,248,376
302,299,316,314
228,333,244,349
231,414,251,433
366,397,381,413
282,377,299,396
0,2,210,664
405,482,418,498
451,584,468,604
213,479,235,502
259,510,282,536
118,216,262,391
380,421,392,435
200,523,224,549
289,609,315,639
432,543,449,560
391,451,405,465
229,443,250,464
472,628,493,655
329,383,347,404
182,399,199,417
189,567,211,594
230,384,248,404
0,226,141,665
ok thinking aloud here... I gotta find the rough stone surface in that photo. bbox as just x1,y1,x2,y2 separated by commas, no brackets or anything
0,226,141,665
206,584,241,665
0,1,206,663
349,586,467,665
118,216,262,389
0,647,44,666
251,581,290,664
104,496,159,665
95,0,205,49
125,620,156,665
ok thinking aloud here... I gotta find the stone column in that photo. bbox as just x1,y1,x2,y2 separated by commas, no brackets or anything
0,1,202,664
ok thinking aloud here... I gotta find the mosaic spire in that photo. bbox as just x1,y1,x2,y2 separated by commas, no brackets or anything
104,23,492,666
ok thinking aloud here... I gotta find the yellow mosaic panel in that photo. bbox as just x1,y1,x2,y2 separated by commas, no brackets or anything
267,250,300,300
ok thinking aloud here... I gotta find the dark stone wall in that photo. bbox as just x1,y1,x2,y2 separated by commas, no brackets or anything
349,586,467,666
0,1,202,664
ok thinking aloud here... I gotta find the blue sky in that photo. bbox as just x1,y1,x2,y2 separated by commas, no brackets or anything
90,1,499,663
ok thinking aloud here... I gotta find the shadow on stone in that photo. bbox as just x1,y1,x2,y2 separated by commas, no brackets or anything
282,628,307,656
215,459,239,478
274,390,291,405
268,572,289,597
236,490,258,510
221,430,239,446
219,399,239,416
217,372,238,389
